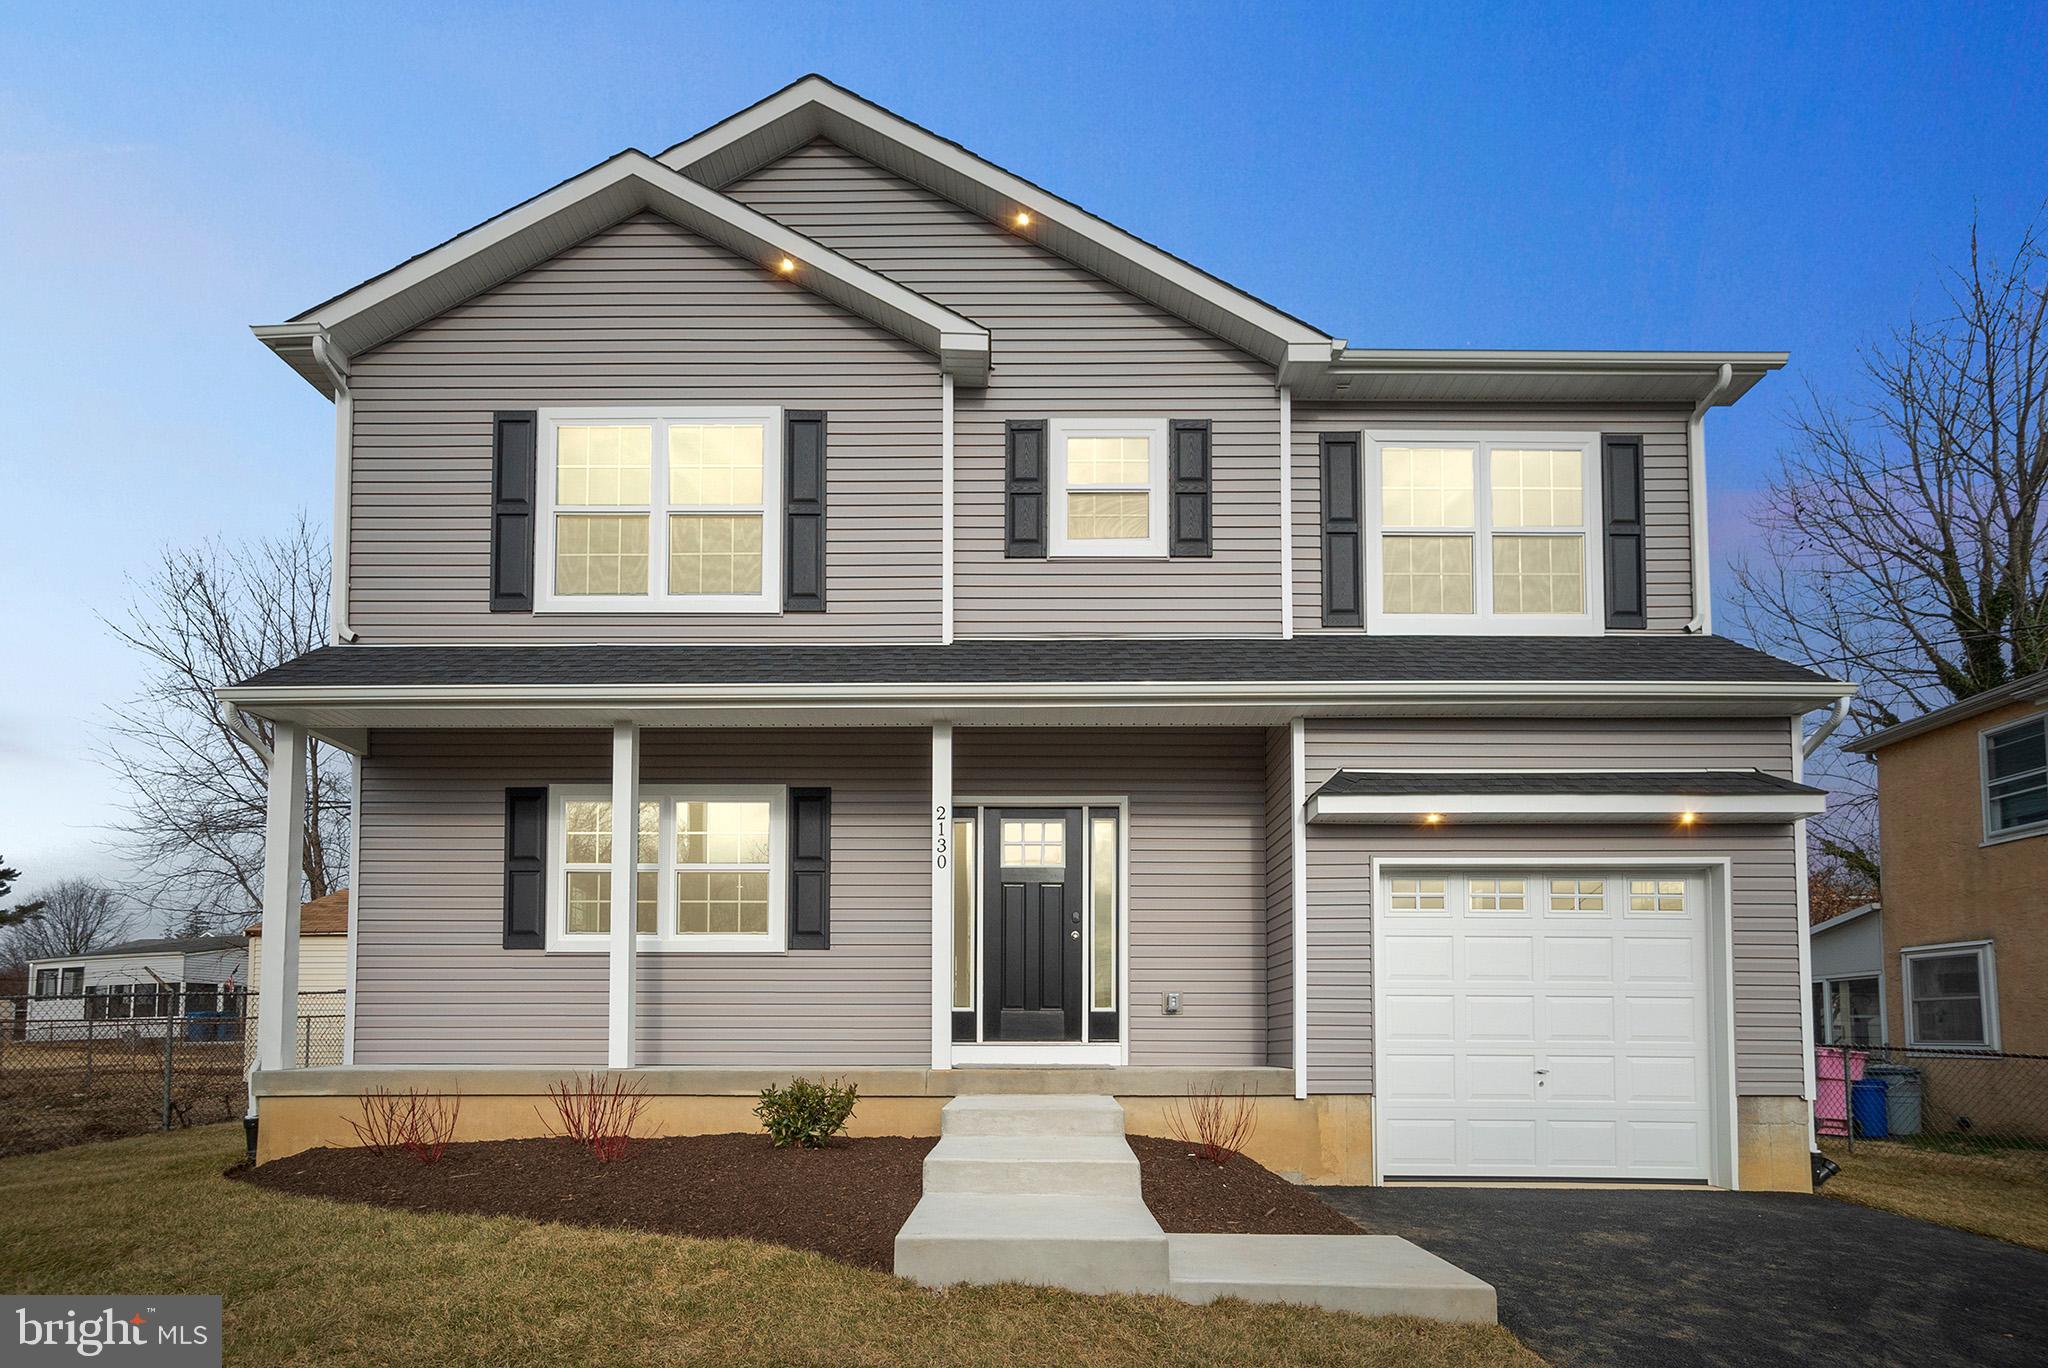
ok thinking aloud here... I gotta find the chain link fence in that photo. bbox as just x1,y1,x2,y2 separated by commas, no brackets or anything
1817,1043,2048,1155
0,990,345,1157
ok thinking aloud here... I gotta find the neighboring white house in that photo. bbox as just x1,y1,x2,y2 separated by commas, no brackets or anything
245,890,350,1068
1811,903,1885,1046
23,933,247,1040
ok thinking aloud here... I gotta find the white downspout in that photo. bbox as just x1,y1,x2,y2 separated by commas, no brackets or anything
1278,385,1294,639
1685,362,1735,634
1802,695,1851,758
312,334,358,644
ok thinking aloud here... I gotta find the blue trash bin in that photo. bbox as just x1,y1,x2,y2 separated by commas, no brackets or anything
1852,1076,1890,1139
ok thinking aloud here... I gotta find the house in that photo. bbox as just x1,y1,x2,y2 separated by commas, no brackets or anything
245,890,350,1067
22,933,246,1039
220,76,1850,1191
1809,902,1883,1046
1843,668,2048,1054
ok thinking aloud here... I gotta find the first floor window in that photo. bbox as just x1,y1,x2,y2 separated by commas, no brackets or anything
1049,418,1168,557
1366,432,1599,632
1984,715,2048,838
539,410,781,612
34,969,57,997
552,787,785,951
1904,942,1997,1048
60,967,82,996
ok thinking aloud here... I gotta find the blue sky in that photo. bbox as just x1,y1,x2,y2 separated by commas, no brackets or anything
1,2,2043,909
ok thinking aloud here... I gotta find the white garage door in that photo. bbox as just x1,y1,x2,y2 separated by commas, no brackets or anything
1377,869,1715,1182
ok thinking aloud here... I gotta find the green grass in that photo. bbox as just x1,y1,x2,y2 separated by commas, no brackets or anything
0,1127,1538,1367
1820,1137,2048,1252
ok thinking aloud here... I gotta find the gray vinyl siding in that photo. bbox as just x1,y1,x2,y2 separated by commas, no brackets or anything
953,728,1269,1066
1289,406,1696,633
1301,717,1804,1097
727,141,1285,638
346,213,943,643
353,728,932,1066
1262,725,1295,1069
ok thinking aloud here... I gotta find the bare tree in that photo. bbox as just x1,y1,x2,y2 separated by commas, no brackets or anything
1733,212,2048,872
2,879,132,965
100,515,350,930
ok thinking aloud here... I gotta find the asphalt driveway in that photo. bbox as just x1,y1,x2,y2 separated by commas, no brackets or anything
1320,1186,2048,1368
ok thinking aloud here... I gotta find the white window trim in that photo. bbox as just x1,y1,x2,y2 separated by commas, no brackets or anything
1979,713,2048,846
1900,938,2000,1050
534,405,784,614
1362,429,1604,635
545,784,789,953
1047,417,1170,558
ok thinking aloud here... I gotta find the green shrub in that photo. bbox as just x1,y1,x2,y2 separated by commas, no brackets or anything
753,1076,858,1148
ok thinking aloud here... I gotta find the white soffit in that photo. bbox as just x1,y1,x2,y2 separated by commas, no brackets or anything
254,150,990,396
1306,792,1826,824
657,75,1341,380
1301,350,1790,406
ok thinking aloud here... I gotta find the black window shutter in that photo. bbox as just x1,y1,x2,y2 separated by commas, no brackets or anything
503,787,547,949
1004,420,1048,558
1169,419,1213,557
784,410,827,611
1602,434,1648,630
788,788,831,949
490,411,538,612
1320,431,1363,627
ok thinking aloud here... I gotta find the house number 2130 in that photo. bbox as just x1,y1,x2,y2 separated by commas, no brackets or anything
933,804,949,870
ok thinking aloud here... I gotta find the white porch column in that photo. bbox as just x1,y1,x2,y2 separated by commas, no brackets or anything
607,721,640,1069
930,721,954,1069
255,720,308,1075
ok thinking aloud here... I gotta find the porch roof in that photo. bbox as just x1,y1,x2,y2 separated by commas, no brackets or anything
1305,767,1827,825
218,636,1849,739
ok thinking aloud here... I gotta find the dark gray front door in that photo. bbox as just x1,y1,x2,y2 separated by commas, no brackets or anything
982,807,1083,1041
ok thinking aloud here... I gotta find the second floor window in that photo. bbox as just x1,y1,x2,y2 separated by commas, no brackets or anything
537,408,782,613
1983,715,2048,839
1364,432,1601,634
1048,418,1168,557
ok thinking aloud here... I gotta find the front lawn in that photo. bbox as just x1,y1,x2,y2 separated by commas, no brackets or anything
1819,1138,2048,1252
0,1127,1537,1367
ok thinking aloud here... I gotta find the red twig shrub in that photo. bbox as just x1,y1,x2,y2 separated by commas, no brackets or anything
539,1072,652,1162
348,1087,462,1164
1164,1087,1259,1166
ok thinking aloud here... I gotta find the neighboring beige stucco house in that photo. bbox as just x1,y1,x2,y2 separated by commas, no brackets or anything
222,75,1851,1193
1846,671,2048,1055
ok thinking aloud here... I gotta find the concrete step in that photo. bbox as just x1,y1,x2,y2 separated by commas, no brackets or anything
940,1093,1127,1138
895,1193,1170,1295
1166,1234,1498,1323
923,1134,1142,1198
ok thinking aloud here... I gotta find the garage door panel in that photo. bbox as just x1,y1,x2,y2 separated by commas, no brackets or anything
1378,868,1714,1183
1542,935,1614,981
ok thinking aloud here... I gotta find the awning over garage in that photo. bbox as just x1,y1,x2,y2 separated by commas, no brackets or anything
1305,769,1827,825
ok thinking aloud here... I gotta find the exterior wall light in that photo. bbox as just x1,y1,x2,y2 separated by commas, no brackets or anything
777,257,796,274
1678,810,1698,827
1422,812,1444,826
1014,210,1032,227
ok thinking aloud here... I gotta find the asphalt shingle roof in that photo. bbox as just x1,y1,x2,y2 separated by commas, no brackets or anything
235,635,1835,690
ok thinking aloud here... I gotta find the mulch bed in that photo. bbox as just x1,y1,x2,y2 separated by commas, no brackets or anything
234,1132,1356,1273
1130,1135,1361,1235
233,1133,936,1271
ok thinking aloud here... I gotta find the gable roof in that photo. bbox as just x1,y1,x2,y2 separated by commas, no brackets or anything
249,889,349,938
1811,901,1881,934
658,75,1344,383
1844,668,2048,754
255,150,990,395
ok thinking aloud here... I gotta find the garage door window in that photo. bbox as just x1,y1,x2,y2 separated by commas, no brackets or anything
1548,878,1606,912
1387,876,1447,912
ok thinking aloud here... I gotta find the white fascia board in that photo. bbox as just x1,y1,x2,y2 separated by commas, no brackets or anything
1306,791,1827,824
255,151,988,392
658,76,1337,374
1310,350,1788,405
